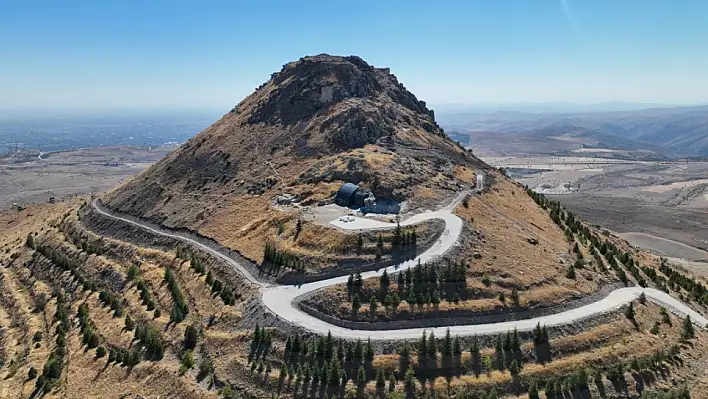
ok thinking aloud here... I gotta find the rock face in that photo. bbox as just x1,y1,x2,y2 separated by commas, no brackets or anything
104,54,485,230
233,54,445,151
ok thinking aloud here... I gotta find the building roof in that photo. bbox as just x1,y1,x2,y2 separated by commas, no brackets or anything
337,183,359,200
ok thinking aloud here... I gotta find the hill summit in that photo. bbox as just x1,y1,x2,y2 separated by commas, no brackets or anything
236,54,446,150
105,54,484,242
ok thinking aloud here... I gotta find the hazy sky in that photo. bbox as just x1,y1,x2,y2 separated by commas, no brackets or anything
2,0,708,110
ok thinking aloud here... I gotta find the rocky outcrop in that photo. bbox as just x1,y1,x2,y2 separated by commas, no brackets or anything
104,53,484,233
237,54,446,150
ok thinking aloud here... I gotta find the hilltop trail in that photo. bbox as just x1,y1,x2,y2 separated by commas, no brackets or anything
90,198,708,340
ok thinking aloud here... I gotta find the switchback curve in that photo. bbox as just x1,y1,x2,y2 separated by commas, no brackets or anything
90,199,708,340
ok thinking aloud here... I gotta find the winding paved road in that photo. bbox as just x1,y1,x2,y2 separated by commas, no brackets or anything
91,199,707,340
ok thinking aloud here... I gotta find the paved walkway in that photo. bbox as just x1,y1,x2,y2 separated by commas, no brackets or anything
91,198,708,340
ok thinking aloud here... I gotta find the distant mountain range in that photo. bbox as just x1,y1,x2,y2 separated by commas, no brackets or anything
438,104,708,157
434,101,681,114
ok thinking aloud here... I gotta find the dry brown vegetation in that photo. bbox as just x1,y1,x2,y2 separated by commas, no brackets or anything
305,175,619,320
0,203,261,398
4,54,708,398
1,197,708,398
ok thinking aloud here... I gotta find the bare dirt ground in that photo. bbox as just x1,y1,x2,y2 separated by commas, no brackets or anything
0,146,174,209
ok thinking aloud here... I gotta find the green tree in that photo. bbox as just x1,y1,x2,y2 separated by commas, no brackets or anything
682,315,695,340
417,332,427,369
398,341,410,373
442,328,453,356
370,296,378,316
95,346,106,358
126,265,139,280
25,233,34,249
356,365,367,392
124,315,135,331
470,335,481,378
625,302,635,321
352,294,361,314
494,335,504,371
432,290,441,307
510,287,520,306
404,367,416,398
650,321,660,335
87,332,99,349
380,269,390,291
427,331,437,360
528,382,540,399
365,338,375,363
661,307,672,325
184,324,199,350
509,360,519,376
566,264,576,279
376,367,386,388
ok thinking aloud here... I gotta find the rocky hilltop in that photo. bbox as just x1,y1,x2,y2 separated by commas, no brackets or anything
105,55,485,240
240,54,445,148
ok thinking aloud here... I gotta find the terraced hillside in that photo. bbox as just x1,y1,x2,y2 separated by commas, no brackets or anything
2,55,708,398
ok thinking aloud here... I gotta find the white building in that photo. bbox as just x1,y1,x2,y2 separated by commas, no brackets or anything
476,171,485,191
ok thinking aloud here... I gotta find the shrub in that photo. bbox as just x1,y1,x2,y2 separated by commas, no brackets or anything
199,359,213,376
126,265,139,280
28,367,38,380
650,322,660,335
96,346,107,358
510,288,520,306
34,293,48,313
625,302,635,321
125,315,135,331
184,324,199,350
87,333,99,349
566,264,576,279
180,350,195,374
682,315,695,340
661,307,672,325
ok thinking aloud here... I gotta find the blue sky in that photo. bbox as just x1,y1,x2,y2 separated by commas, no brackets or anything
2,0,708,110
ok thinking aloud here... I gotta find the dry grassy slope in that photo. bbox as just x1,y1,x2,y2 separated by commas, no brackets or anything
2,194,708,398
0,204,253,398
344,303,706,398
103,55,485,260
455,173,612,301
0,201,79,260
309,173,616,317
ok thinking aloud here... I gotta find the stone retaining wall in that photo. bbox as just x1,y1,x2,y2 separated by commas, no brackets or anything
87,201,445,286
276,219,445,285
295,282,626,331
83,201,271,285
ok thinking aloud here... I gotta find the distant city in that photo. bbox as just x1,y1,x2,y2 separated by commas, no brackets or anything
0,110,222,153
